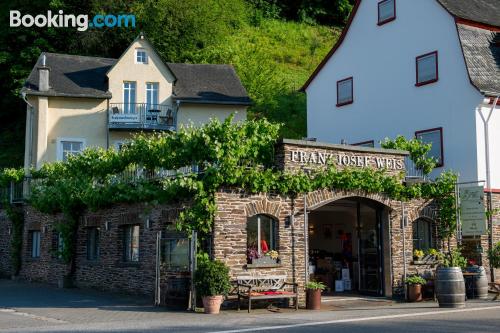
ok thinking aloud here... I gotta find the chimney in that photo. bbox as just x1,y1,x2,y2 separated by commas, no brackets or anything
37,54,50,92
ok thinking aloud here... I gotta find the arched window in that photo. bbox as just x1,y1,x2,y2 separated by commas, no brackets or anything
247,215,277,263
413,218,432,251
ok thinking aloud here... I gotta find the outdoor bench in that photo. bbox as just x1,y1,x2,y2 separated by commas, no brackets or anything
236,275,298,313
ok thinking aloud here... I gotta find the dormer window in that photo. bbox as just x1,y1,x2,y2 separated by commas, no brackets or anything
135,49,148,64
378,0,396,25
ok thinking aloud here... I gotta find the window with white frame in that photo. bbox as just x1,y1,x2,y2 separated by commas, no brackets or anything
378,0,396,25
57,139,85,162
415,127,443,167
31,231,41,258
416,51,438,86
123,81,137,114
337,77,353,107
123,225,140,262
135,49,148,64
413,218,432,252
247,215,277,263
146,82,159,110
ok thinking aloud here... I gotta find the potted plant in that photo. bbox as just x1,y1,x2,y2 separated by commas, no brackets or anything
305,281,326,310
194,259,231,314
405,275,426,302
435,249,467,308
413,249,424,262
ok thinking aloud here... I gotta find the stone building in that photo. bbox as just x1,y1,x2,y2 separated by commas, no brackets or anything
1,139,499,306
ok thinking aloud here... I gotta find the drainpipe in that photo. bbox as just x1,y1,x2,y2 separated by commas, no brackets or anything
479,94,499,282
106,98,110,149
304,194,309,286
21,91,34,175
401,201,407,300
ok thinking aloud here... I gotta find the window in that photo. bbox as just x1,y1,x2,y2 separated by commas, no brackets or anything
123,81,137,114
135,49,148,64
247,215,277,263
57,138,85,162
123,225,140,262
415,127,444,167
87,227,100,261
352,140,375,148
378,0,396,25
31,231,41,258
145,82,159,111
163,237,190,271
416,51,438,86
337,77,353,107
413,219,432,252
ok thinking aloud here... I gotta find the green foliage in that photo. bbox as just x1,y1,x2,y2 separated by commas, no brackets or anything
488,242,500,269
381,136,437,175
305,281,326,290
194,260,231,297
437,249,467,269
405,275,427,286
0,168,25,187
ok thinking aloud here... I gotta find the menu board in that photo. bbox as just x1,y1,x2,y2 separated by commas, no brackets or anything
460,186,487,236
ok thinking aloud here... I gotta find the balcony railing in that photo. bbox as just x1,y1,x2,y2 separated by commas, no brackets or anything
108,103,176,131
404,156,426,183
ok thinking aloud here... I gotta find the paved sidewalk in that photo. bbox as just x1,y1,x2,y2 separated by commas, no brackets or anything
1,279,499,333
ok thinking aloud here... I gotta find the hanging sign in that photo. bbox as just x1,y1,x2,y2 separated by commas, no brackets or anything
460,186,487,236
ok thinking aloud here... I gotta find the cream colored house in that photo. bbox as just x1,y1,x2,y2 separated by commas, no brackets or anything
21,34,250,170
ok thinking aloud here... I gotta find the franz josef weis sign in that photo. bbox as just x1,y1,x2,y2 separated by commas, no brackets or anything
289,150,405,171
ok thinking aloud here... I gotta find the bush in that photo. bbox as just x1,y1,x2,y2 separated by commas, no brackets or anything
305,281,326,290
194,260,231,297
405,275,427,286
437,249,467,269
488,242,500,269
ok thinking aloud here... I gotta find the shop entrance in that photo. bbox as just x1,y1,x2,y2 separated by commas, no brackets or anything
308,198,391,296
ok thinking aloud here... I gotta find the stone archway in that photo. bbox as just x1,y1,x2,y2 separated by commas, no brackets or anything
245,198,282,219
305,189,395,211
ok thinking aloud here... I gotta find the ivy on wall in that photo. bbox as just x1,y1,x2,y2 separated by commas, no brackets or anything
0,117,457,269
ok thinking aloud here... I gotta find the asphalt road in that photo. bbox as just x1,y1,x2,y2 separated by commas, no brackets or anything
1,279,499,333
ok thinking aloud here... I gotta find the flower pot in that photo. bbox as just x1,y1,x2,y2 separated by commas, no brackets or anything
306,289,322,310
202,295,223,314
408,284,423,302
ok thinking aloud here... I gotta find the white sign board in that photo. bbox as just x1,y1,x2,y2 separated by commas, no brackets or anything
460,186,487,236
110,113,140,123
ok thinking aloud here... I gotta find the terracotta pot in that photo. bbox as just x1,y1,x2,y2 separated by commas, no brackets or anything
408,284,423,302
202,295,223,314
306,289,322,310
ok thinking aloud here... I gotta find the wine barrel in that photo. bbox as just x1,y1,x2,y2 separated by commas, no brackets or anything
465,266,489,300
436,267,466,308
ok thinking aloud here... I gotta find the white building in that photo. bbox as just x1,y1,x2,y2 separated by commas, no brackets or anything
303,0,500,189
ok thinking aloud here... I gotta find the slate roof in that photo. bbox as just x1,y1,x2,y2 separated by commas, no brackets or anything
457,24,500,95
23,53,251,105
167,63,251,105
437,0,500,27
23,53,115,98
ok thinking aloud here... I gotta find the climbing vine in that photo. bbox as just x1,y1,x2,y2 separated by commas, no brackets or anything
1,117,458,267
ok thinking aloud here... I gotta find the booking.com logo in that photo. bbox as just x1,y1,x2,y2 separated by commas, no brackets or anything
10,10,136,31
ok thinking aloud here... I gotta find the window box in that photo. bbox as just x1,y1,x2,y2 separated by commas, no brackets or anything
246,262,282,269
416,51,438,86
336,77,353,107
378,0,396,25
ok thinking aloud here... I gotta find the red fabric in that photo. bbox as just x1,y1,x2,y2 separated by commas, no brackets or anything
261,240,269,253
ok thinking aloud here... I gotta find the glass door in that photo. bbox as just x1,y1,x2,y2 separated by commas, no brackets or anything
358,203,383,295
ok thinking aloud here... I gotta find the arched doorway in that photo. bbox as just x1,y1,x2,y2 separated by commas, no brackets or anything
308,197,391,296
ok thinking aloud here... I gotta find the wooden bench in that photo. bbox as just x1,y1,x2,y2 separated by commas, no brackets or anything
236,275,299,313
489,282,500,300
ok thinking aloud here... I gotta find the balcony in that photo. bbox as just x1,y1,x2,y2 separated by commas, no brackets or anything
108,103,176,131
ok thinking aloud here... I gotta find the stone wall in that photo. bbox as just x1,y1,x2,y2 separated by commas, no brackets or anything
19,203,188,299
214,187,439,303
0,209,12,277
480,192,500,280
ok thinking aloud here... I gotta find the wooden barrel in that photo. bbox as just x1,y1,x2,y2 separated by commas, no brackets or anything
473,266,488,299
436,267,466,308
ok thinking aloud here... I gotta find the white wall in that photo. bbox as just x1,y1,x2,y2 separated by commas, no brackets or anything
476,102,500,189
306,0,484,181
